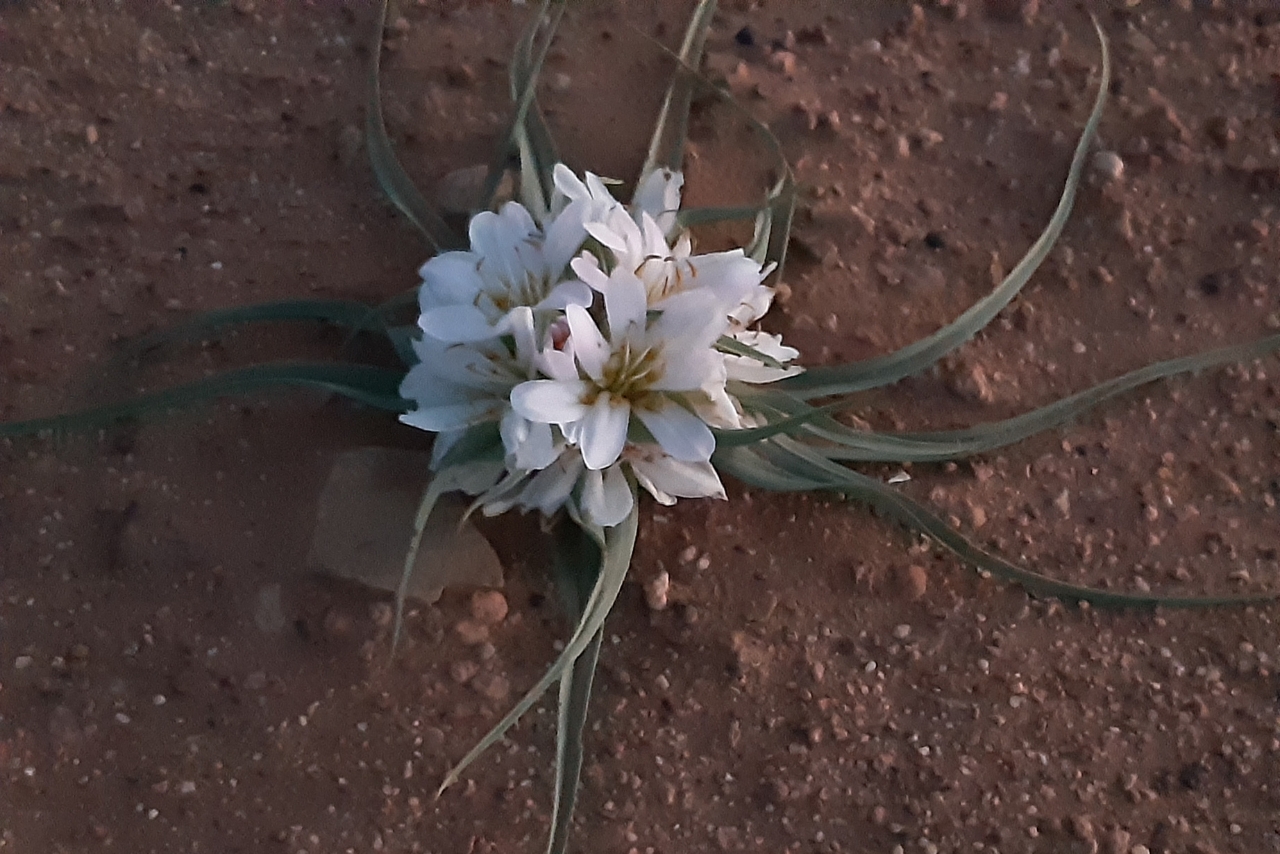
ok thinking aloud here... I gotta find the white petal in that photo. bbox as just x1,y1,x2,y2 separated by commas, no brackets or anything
570,254,610,292
470,204,536,286
680,250,764,312
399,399,498,433
650,289,731,351
728,284,776,328
509,417,555,471
537,280,593,312
723,330,804,383
630,452,725,502
419,305,501,343
499,408,529,457
419,252,485,307
638,211,669,258
510,379,590,425
689,385,743,430
650,347,723,393
425,339,517,391
584,171,618,204
536,346,579,382
542,202,587,274
631,167,683,235
633,397,715,462
519,452,584,514
604,269,648,341
584,220,627,253
581,464,634,527
553,163,590,202
565,304,608,380
579,392,630,470
507,306,538,369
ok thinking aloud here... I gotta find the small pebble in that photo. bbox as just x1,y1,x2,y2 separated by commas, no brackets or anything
1092,150,1125,182
450,660,479,684
644,571,670,611
322,608,353,640
443,63,475,88
471,673,510,702
900,565,928,600
469,590,508,626
892,624,912,640
453,619,489,646
370,602,394,628
768,50,797,77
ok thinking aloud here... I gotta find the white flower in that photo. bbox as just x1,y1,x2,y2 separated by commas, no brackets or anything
399,307,558,476
416,200,592,344
510,267,728,472
624,443,725,505
724,330,803,384
397,162,804,528
573,204,767,314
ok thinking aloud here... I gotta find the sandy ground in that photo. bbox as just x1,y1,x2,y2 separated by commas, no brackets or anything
2,2,1279,853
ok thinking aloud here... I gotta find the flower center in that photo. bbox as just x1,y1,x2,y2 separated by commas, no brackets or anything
635,254,694,303
489,268,552,314
585,339,662,404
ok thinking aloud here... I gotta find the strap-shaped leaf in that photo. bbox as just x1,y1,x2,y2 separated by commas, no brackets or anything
640,0,718,180
779,18,1110,398
638,17,796,281
544,520,607,854
675,204,765,230
0,362,408,441
436,491,638,797
367,0,462,250
715,335,786,369
118,299,391,362
719,436,1277,608
479,0,567,216
725,330,1280,460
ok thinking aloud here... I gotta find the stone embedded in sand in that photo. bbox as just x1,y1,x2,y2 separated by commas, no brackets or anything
471,672,510,703
469,590,508,626
644,571,670,612
453,619,489,646
1092,150,1125,182
900,565,928,600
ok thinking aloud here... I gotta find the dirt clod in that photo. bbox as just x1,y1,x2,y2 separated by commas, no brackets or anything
453,619,490,646
899,565,929,600
469,590,509,626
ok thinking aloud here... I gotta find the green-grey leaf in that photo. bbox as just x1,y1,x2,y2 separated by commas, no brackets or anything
119,299,389,362
779,18,1110,398
481,0,566,214
716,335,786,369
367,0,462,250
545,520,607,854
0,362,408,441
729,436,1276,609
437,494,639,797
640,0,717,180
726,330,1280,460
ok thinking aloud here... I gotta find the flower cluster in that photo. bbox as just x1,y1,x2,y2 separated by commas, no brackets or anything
399,164,801,527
